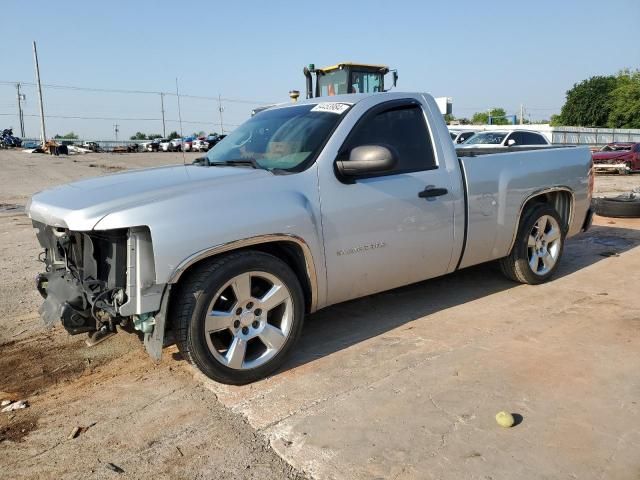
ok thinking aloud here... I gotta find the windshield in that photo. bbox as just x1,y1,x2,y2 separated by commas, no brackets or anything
351,71,382,93
463,132,508,145
205,103,348,172
318,70,349,96
601,144,632,152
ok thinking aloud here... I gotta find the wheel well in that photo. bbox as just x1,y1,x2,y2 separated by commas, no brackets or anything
169,241,314,317
522,190,573,232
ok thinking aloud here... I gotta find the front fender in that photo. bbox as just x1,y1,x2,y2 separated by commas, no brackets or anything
93,168,326,308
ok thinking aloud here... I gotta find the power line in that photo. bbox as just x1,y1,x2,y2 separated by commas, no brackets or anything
0,80,274,105
0,111,240,127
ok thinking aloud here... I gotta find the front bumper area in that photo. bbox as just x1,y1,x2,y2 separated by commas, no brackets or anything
32,222,166,355
593,162,630,174
33,222,128,335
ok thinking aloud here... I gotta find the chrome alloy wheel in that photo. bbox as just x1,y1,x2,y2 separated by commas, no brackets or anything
527,215,562,276
204,271,293,370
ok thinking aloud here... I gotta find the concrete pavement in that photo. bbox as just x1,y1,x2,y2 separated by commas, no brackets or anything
201,218,640,479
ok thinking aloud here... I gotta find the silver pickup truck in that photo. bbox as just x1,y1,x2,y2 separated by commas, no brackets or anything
27,92,594,384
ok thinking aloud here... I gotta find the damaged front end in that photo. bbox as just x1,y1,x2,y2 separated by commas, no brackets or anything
33,222,167,358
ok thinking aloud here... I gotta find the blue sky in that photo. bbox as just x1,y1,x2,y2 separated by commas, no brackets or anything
1,0,638,139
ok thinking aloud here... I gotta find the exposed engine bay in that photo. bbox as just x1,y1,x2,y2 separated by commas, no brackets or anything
33,221,165,351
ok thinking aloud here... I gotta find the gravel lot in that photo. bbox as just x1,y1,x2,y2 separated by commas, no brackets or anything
1,149,639,479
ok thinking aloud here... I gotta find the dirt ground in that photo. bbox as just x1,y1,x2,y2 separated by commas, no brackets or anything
1,149,639,479
0,150,304,479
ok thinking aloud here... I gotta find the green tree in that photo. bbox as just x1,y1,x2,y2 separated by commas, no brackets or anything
556,75,618,127
443,113,455,124
472,112,488,124
147,133,162,139
471,108,509,125
54,132,79,139
130,132,147,140
607,70,640,129
167,131,180,140
549,114,563,126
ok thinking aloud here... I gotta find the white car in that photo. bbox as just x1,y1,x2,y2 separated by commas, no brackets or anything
170,138,183,151
159,139,172,152
449,129,476,144
192,139,209,152
458,130,549,148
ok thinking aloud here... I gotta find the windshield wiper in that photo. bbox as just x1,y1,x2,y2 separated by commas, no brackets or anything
217,158,260,169
193,157,260,169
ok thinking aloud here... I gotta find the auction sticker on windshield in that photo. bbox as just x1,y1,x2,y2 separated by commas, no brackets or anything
311,103,351,115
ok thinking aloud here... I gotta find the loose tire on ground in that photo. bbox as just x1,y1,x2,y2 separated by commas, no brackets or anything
171,251,305,385
499,203,566,285
592,195,640,218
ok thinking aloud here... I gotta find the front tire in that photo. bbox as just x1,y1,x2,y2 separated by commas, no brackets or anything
499,203,565,284
171,251,305,385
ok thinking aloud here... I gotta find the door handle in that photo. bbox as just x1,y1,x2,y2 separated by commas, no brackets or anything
418,186,448,198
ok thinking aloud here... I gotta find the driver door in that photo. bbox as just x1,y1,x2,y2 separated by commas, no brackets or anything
320,99,455,305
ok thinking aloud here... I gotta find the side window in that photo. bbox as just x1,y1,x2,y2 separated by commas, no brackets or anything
459,132,474,143
634,144,640,153
343,104,437,175
521,132,547,145
505,132,519,145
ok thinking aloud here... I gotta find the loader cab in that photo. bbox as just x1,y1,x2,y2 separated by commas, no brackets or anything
304,62,398,99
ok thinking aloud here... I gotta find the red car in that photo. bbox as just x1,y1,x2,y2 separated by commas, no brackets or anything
592,142,640,174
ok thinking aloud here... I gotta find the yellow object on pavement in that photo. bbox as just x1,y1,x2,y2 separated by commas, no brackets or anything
495,411,515,428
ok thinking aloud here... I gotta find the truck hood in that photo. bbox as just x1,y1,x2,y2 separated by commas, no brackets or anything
27,164,272,230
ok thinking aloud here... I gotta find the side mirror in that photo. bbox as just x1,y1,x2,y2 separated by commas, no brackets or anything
507,139,516,146
336,145,397,176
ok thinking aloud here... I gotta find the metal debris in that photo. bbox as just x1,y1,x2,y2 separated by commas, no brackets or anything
1,400,28,412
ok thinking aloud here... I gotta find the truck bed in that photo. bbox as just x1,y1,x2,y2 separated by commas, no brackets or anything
456,146,592,269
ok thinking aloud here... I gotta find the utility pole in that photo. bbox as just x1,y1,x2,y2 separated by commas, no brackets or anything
32,41,46,147
114,123,119,142
16,83,25,137
218,94,224,134
160,93,166,137
520,104,524,125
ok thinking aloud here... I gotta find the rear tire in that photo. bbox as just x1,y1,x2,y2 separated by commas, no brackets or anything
499,203,565,284
171,251,305,385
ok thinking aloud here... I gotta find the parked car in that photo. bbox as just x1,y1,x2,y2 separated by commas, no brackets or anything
192,139,208,152
159,139,172,152
458,130,550,148
592,143,640,174
112,144,139,153
81,141,101,152
26,92,593,385
205,134,226,151
170,138,183,152
182,138,193,152
449,129,476,144
144,138,161,152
